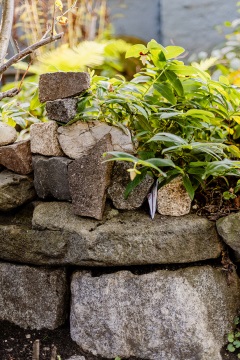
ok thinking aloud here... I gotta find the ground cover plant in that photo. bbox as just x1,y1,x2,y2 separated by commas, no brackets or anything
73,40,240,205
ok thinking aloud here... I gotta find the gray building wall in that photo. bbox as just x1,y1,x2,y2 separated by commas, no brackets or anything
108,0,238,55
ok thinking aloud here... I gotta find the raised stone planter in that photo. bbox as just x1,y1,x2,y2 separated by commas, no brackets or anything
0,262,67,330
70,267,240,360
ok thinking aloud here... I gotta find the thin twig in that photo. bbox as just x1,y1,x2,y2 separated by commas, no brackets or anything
0,32,64,75
0,87,20,100
18,59,33,91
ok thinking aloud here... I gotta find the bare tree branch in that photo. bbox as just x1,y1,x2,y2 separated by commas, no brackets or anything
0,87,19,100
0,32,64,75
0,0,14,66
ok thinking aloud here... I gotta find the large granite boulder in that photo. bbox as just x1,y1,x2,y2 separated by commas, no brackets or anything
0,170,35,211
70,267,240,360
68,135,113,220
216,212,240,261
108,161,154,210
39,72,90,102
0,123,17,146
0,140,32,174
30,121,63,156
0,201,222,266
57,121,134,159
0,262,67,329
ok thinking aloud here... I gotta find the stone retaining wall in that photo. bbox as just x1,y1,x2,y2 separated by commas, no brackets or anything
0,72,240,359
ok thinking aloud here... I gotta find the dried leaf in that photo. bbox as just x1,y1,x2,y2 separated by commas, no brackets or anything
56,16,68,25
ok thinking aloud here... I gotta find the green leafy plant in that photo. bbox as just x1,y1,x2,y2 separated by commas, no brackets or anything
75,39,240,200
227,316,240,358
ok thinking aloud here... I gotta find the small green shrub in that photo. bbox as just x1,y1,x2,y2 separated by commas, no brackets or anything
227,316,240,358
75,40,240,200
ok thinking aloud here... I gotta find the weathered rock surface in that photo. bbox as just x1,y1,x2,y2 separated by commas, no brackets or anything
108,162,154,210
32,156,72,200
0,170,35,211
68,135,113,220
0,140,32,174
0,202,222,266
70,267,240,360
216,212,240,261
30,121,63,156
58,121,134,159
157,176,192,216
0,262,67,329
39,72,90,102
66,357,86,360
46,98,78,123
0,123,17,146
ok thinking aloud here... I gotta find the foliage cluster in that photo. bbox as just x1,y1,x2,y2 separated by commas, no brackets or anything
227,316,240,357
74,40,240,199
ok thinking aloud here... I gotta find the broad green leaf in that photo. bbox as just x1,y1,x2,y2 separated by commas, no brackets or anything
160,112,182,119
133,104,149,119
148,132,187,145
125,44,148,58
165,70,184,96
165,46,185,59
147,39,166,52
153,83,176,105
168,64,199,76
186,109,215,118
143,158,176,168
182,174,195,200
103,151,138,163
29,89,42,111
227,343,236,352
219,75,230,85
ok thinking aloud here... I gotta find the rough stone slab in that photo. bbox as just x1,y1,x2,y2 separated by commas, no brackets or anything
0,170,36,211
157,176,192,216
0,202,220,266
32,155,72,200
0,140,32,174
108,161,154,210
39,72,90,103
68,135,113,220
58,121,134,159
66,357,86,360
46,98,78,123
70,267,240,360
216,212,240,261
0,123,17,146
30,121,64,156
0,262,67,330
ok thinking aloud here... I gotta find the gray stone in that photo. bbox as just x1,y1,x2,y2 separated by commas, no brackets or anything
0,123,17,146
46,98,78,123
39,72,90,103
216,212,240,261
68,135,113,220
0,140,32,174
108,161,154,210
32,155,72,200
157,176,192,216
58,121,134,159
70,267,240,360
66,357,86,360
30,121,64,156
0,262,67,329
22,202,223,265
0,170,36,211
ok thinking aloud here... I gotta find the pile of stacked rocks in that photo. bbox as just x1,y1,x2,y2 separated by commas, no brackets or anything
30,71,155,220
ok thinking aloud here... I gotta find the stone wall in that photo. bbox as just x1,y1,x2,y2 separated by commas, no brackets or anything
0,72,240,360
